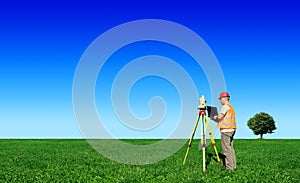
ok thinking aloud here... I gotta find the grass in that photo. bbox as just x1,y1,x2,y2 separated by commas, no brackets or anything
0,139,299,182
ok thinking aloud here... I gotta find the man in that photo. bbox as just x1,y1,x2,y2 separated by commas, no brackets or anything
213,92,237,170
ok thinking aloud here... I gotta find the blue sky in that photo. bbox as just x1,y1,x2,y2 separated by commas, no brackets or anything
0,0,299,139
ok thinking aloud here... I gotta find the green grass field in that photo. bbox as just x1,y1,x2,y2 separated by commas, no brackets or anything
0,139,299,182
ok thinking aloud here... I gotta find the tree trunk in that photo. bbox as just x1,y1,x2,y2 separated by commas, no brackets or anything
260,134,263,139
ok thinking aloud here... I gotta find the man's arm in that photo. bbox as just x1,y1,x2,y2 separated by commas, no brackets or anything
214,113,225,121
213,105,230,121
211,113,224,122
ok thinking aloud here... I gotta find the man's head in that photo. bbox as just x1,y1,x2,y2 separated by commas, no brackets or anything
218,92,230,105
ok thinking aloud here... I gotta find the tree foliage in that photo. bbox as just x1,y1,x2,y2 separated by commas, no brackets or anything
247,112,276,139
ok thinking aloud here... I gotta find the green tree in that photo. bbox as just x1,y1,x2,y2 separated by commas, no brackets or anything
247,112,276,139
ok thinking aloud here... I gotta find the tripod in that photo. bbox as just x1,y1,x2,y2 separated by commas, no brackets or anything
183,96,221,172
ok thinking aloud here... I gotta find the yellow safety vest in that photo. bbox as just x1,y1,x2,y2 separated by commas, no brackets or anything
218,103,236,130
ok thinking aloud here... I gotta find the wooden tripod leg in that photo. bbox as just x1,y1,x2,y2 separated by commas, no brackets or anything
201,114,207,172
183,113,200,165
206,115,222,164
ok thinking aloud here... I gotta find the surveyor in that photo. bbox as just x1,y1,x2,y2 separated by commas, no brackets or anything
213,92,237,170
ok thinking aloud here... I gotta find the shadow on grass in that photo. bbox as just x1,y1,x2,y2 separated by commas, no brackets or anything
206,152,226,167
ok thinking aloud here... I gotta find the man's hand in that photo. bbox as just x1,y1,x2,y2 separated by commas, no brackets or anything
210,115,218,122
211,114,225,122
